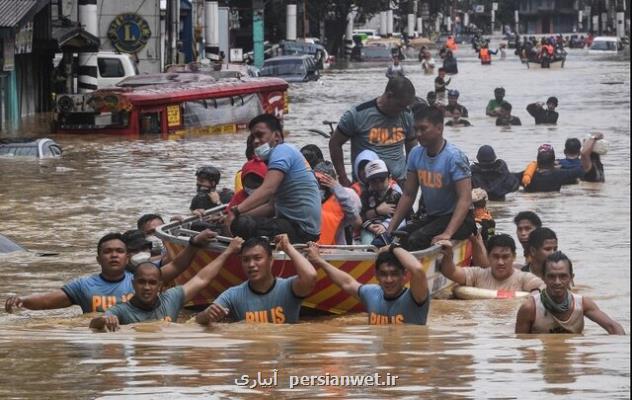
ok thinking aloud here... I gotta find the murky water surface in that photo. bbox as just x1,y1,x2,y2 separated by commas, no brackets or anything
0,48,629,399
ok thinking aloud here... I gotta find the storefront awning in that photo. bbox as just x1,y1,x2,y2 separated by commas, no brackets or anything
0,0,48,29
53,25,100,52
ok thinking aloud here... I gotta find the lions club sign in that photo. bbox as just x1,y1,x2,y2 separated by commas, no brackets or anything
108,13,151,53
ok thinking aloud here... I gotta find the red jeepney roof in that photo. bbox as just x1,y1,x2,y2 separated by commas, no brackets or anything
99,75,288,107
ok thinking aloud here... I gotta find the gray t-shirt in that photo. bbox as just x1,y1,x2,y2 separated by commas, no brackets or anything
337,99,415,181
358,284,430,325
214,277,303,323
104,286,185,325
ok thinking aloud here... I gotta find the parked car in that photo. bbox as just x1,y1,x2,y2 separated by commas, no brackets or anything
259,55,320,82
0,138,62,158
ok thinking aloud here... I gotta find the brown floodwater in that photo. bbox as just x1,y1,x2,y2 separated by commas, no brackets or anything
0,48,629,399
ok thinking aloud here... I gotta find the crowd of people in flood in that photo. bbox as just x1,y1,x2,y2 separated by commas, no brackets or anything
4,71,624,336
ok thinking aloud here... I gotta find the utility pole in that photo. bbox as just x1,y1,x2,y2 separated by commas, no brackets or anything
253,0,264,68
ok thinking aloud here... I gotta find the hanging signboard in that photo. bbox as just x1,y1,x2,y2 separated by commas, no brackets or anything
3,37,15,71
15,22,33,54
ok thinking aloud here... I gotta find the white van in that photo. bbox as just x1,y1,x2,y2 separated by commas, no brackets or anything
588,36,624,54
54,52,138,89
95,52,138,87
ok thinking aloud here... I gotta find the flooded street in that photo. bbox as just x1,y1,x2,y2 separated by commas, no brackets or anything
0,48,629,398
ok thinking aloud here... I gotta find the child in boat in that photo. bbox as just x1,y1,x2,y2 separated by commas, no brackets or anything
359,159,405,247
191,165,234,217
472,188,495,246
227,158,267,213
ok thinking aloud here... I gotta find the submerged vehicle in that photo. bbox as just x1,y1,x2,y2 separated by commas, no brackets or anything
155,207,473,314
0,138,62,158
54,72,288,136
588,36,625,55
259,55,320,83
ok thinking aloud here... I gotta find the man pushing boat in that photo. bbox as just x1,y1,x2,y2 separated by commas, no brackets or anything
195,234,317,324
306,242,430,325
89,237,244,331
4,230,217,314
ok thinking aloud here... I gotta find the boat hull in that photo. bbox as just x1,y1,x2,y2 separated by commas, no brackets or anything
526,58,565,69
163,238,472,315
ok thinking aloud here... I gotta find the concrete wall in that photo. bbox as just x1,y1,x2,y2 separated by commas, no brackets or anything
62,0,162,73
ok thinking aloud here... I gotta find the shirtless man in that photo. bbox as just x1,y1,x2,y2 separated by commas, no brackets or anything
515,251,625,335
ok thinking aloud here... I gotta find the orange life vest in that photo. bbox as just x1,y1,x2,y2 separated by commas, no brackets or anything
446,38,457,50
474,207,493,223
521,161,538,187
480,48,491,63
318,195,345,245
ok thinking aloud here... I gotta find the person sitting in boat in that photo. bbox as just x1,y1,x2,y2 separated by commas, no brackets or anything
495,102,522,126
4,230,217,314
359,159,405,247
522,227,558,278
227,114,321,244
190,166,233,217
444,107,471,127
515,251,625,335
519,144,591,192
472,188,495,247
350,149,379,197
306,242,430,325
233,134,257,193
89,236,244,331
387,106,477,251
540,38,555,65
226,158,267,215
513,211,542,263
526,96,559,124
444,89,468,118
486,87,508,117
195,235,317,324
300,144,324,169
314,161,361,245
438,234,545,294
385,55,405,80
470,145,519,201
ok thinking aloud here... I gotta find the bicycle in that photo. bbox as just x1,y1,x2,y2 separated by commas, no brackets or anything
307,120,337,138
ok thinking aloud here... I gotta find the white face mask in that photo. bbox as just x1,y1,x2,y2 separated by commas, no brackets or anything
254,143,272,161
130,252,151,267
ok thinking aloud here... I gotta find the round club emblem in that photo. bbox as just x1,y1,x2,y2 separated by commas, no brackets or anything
107,13,151,53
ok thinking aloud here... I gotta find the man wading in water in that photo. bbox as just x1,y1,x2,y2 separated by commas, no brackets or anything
90,237,244,331
515,251,625,335
5,230,216,314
